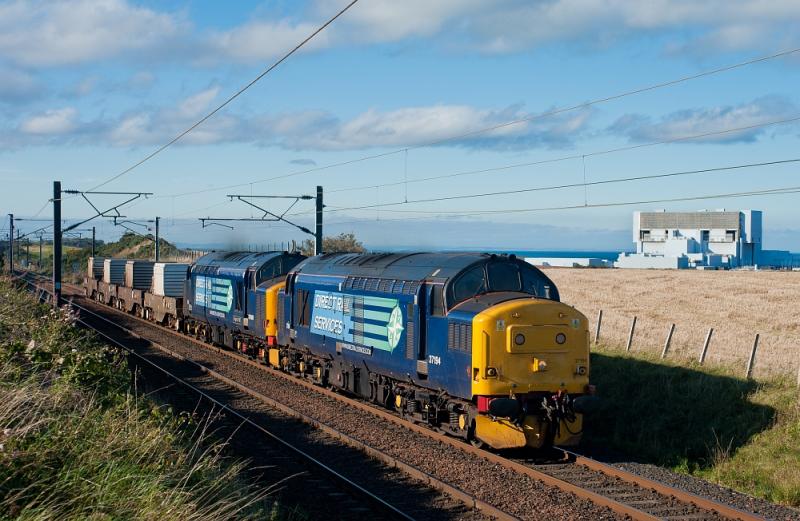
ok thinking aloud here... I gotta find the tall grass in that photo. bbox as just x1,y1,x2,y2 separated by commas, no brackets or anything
585,347,800,507
0,278,282,520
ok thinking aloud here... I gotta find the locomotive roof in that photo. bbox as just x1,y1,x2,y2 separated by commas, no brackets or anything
194,251,298,270
293,252,526,282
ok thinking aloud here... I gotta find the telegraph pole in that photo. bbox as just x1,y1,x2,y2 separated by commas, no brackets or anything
39,236,43,267
53,181,62,306
154,216,160,262
91,226,96,257
7,214,13,272
315,185,323,256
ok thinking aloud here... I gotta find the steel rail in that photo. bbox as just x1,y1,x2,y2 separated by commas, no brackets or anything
25,272,768,521
58,278,655,520
17,273,519,521
563,450,766,521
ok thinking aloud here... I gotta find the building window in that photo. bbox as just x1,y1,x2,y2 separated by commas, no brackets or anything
701,230,709,242
726,230,737,241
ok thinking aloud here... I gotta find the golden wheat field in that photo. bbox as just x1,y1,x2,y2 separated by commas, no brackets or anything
541,268,800,379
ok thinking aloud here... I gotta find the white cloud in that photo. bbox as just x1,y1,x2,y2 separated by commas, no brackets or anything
127,71,155,90
19,107,78,134
1,0,797,72
72,76,98,97
0,0,182,67
177,86,220,118
4,86,592,151
320,0,800,54
323,0,483,43
248,104,593,151
609,96,798,143
208,20,330,63
0,67,42,102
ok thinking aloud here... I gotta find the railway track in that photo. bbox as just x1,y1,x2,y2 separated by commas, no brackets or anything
18,272,771,520
15,274,495,521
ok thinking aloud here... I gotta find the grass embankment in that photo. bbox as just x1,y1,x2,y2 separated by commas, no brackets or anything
0,277,279,520
585,347,800,506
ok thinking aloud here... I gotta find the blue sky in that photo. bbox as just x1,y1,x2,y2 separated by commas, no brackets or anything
1,0,799,251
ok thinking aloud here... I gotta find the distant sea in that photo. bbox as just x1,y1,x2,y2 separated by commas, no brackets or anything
498,250,630,261
178,243,631,261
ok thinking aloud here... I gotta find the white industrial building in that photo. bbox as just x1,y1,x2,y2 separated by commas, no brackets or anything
617,209,798,269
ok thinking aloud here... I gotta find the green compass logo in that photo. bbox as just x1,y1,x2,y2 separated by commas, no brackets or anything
386,306,404,349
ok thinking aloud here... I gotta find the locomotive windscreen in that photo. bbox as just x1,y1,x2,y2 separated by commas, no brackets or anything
447,260,558,309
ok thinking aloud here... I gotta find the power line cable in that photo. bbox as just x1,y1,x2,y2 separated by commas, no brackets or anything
311,157,800,213
168,114,800,221
326,114,800,194
84,0,360,193
161,46,800,198
321,186,800,224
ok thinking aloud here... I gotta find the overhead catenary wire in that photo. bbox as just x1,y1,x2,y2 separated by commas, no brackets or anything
160,46,800,199
163,113,800,222
320,185,800,225
325,114,800,195
309,157,800,214
83,0,360,193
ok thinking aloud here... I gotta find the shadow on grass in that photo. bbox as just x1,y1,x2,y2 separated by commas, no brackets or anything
581,352,776,471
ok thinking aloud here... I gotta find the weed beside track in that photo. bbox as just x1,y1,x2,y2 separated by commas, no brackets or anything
0,277,278,520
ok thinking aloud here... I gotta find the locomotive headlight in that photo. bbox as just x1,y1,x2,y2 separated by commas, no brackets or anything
514,333,525,346
486,367,498,378
555,332,567,345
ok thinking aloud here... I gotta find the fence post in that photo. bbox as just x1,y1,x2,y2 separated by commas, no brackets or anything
698,327,714,364
746,334,759,379
662,323,675,359
626,316,637,352
594,310,603,344
796,357,800,389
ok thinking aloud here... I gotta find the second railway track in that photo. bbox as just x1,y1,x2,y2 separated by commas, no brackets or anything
23,273,773,521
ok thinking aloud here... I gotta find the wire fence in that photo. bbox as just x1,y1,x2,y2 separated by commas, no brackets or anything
590,308,800,386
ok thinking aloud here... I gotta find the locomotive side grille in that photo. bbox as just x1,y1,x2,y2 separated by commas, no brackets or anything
406,321,415,359
255,291,265,331
276,293,285,329
403,281,420,295
448,322,471,352
365,278,380,292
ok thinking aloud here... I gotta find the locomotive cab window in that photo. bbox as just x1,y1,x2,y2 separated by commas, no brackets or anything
487,262,521,292
520,264,559,301
450,265,486,304
447,260,560,309
255,260,279,285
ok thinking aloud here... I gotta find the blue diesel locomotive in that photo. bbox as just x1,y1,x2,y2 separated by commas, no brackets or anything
274,252,591,449
184,251,305,358
88,250,592,450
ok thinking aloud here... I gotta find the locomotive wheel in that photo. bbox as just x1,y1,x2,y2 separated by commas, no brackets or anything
467,419,486,449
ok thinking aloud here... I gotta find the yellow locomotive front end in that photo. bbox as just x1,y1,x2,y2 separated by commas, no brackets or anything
470,298,592,449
